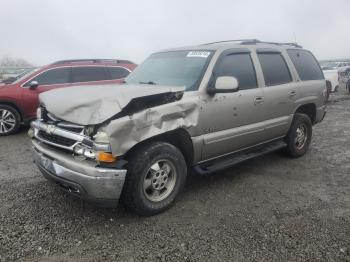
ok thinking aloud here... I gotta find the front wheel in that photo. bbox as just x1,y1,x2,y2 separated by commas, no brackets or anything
121,142,187,216
0,104,21,136
284,114,312,158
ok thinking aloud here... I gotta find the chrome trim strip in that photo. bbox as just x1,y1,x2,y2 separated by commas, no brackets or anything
31,120,89,143
31,120,112,153
35,130,80,151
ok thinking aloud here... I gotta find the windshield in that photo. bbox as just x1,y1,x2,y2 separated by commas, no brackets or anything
12,68,39,84
125,50,212,91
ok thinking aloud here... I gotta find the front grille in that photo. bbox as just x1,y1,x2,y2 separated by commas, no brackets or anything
56,124,84,134
59,126,83,133
38,130,76,147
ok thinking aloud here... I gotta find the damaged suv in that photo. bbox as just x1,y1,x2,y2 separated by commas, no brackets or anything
30,40,327,216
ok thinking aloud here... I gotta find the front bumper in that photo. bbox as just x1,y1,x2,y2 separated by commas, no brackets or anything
32,139,127,205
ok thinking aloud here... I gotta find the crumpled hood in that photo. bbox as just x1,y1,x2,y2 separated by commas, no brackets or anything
39,84,185,125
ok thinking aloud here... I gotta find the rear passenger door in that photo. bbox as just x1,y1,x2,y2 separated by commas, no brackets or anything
200,50,266,160
256,49,296,140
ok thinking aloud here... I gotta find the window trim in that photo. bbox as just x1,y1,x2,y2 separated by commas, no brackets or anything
22,66,72,88
211,48,259,91
21,65,132,88
257,52,293,87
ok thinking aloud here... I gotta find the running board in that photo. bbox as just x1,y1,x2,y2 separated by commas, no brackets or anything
194,140,286,175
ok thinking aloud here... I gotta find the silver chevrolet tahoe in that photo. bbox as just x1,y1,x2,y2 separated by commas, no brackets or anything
30,40,327,216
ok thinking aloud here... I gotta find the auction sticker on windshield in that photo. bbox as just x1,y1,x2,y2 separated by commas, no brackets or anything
187,51,211,58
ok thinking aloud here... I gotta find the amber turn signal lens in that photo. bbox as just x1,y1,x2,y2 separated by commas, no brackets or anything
97,152,117,163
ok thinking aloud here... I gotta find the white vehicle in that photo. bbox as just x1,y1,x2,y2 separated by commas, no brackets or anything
322,67,339,92
321,61,350,69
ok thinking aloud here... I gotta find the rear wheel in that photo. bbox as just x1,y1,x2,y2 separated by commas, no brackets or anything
0,105,21,136
284,114,312,158
121,142,187,216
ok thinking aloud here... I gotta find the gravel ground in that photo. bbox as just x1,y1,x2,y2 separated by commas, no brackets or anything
0,88,350,262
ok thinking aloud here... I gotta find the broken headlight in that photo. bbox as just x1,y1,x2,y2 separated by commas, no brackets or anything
93,131,110,144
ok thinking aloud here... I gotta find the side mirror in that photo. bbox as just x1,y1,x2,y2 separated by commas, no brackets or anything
29,81,39,90
208,76,239,94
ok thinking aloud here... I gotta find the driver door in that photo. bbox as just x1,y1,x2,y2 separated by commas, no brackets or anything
199,50,266,161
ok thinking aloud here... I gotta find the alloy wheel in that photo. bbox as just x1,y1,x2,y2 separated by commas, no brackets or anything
0,109,16,134
294,123,308,150
143,159,177,202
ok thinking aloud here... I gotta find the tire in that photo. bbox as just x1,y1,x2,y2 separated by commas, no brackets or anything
0,104,21,136
284,113,312,158
121,142,187,216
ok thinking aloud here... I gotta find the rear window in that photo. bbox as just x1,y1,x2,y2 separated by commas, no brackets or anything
108,67,130,79
287,50,324,81
258,53,292,86
71,67,108,83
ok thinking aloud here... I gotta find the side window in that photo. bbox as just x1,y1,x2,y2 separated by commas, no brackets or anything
287,50,323,81
108,67,130,79
258,53,292,86
71,67,108,83
215,53,257,90
26,68,70,86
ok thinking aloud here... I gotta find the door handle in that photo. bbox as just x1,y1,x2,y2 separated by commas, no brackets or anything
289,90,297,97
254,96,264,105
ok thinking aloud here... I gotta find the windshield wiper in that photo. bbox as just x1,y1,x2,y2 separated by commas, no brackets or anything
139,81,158,85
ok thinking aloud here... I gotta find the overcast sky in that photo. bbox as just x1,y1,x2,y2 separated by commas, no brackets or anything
0,0,349,66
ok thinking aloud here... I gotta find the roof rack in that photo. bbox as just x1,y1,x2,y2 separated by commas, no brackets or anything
201,39,260,45
52,59,134,65
202,39,302,48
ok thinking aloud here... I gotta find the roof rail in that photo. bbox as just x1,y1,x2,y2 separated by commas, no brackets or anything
240,40,303,48
52,59,134,65
202,39,260,45
202,39,302,48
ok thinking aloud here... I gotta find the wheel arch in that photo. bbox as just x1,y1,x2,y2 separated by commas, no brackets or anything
0,100,23,121
124,128,194,167
294,103,316,124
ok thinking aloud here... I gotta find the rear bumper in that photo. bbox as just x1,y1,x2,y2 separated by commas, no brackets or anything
32,139,127,205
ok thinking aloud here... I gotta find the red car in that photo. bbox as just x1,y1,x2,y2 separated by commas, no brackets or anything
0,59,136,135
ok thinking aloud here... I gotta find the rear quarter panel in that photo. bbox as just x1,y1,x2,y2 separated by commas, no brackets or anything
293,79,326,113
